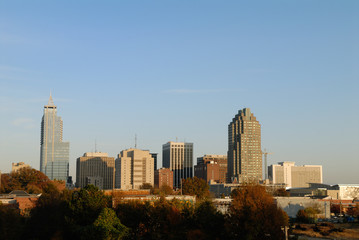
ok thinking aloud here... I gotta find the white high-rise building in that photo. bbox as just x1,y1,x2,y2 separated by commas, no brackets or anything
162,141,193,188
115,149,154,190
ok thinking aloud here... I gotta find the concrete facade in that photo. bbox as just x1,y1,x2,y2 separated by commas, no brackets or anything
268,162,322,188
76,152,115,189
115,148,154,190
11,162,31,172
154,168,173,189
275,197,331,219
162,141,193,188
228,108,262,183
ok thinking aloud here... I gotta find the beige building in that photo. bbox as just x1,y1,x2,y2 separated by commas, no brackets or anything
115,148,154,190
76,152,115,190
268,162,322,188
228,108,262,183
12,162,31,172
162,141,193,188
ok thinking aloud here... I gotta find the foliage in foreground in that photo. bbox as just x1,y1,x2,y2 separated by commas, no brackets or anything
0,183,289,240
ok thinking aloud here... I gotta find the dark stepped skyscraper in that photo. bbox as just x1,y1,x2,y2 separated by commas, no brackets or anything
40,94,69,181
228,108,262,183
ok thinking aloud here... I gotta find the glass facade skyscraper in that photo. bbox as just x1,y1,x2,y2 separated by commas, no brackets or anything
40,95,69,181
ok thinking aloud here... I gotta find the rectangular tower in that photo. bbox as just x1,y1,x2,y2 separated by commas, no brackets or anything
228,108,262,183
76,152,115,189
162,141,193,188
115,148,154,190
40,94,69,181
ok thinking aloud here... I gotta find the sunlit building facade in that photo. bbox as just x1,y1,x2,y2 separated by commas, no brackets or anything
162,141,193,188
228,108,262,183
40,95,69,181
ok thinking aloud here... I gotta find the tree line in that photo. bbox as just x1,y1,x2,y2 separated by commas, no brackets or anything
0,168,289,240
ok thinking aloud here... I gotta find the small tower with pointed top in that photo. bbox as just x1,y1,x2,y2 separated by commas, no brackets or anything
40,94,70,181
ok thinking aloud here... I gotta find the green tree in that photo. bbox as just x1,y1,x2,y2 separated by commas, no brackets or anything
182,177,210,200
228,184,288,240
68,185,111,226
91,208,128,240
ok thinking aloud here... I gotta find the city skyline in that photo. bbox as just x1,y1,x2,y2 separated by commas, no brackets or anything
1,1,358,184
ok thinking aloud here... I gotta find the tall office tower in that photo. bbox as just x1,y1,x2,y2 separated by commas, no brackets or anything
228,108,262,183
115,149,154,190
40,94,69,181
162,141,193,188
268,162,323,188
76,152,115,190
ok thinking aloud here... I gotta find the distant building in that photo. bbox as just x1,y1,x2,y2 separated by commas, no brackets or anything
268,162,322,188
12,162,31,172
154,168,173,189
195,155,227,183
275,197,331,219
86,176,103,189
115,148,154,190
0,190,41,215
162,141,193,188
40,94,69,181
76,152,115,190
228,108,262,183
151,153,158,171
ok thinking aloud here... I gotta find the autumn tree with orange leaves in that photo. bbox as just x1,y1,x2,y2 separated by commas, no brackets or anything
228,184,288,240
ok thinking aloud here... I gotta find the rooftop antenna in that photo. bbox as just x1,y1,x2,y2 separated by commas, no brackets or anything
176,137,178,142
135,134,137,149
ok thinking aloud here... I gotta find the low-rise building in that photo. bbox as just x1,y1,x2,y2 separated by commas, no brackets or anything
12,162,31,172
268,162,322,188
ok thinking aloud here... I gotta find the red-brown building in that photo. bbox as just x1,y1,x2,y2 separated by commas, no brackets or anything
194,155,227,183
154,168,173,188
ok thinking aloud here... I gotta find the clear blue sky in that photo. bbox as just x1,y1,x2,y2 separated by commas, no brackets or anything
1,1,358,184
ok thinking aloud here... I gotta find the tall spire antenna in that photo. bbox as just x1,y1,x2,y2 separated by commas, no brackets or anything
48,91,55,106
135,134,137,149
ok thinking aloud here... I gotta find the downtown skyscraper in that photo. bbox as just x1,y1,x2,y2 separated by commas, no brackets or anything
163,141,193,188
40,95,69,181
228,108,262,183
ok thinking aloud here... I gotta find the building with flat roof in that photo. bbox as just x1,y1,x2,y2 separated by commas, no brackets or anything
195,155,227,183
154,168,173,189
76,152,115,190
268,162,322,188
162,141,193,188
115,148,154,190
40,94,69,181
228,108,262,183
12,162,31,172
